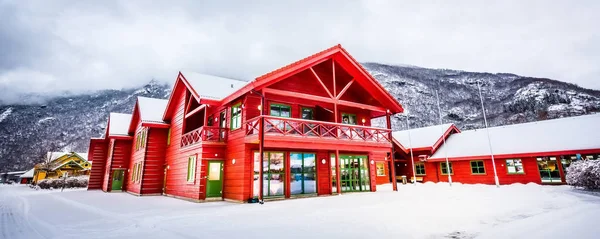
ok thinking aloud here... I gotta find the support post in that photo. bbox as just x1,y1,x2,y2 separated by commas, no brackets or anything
335,149,341,195
386,112,398,191
252,90,266,203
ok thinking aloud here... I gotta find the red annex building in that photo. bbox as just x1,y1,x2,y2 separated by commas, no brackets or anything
393,114,600,185
87,45,404,202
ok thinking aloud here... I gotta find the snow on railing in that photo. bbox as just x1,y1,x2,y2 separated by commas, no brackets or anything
181,126,228,147
245,115,391,144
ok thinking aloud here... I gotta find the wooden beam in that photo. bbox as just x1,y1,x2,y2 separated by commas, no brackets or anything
185,104,206,119
184,95,194,114
336,79,354,100
332,60,336,96
263,88,335,104
310,67,334,99
337,100,387,113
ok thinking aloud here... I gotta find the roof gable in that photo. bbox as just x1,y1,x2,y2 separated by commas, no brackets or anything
108,113,132,136
392,123,459,153
220,44,404,114
129,97,169,133
429,114,600,160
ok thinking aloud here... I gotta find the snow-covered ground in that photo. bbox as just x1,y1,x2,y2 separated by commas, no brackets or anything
1,183,600,239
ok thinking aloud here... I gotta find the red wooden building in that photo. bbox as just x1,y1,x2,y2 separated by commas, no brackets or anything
393,114,600,185
88,45,404,202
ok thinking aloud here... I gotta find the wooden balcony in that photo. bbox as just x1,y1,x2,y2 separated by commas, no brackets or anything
245,116,392,150
181,126,228,148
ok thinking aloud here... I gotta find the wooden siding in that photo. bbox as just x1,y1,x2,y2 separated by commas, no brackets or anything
141,128,168,195
127,118,144,194
87,139,107,190
164,86,202,200
316,150,331,195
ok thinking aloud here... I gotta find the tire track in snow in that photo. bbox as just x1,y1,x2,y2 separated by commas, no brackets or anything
0,186,46,239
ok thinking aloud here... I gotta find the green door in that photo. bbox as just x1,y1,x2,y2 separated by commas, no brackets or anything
206,161,224,198
336,155,370,192
111,170,125,191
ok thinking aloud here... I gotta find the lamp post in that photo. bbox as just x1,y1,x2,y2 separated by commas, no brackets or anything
251,89,266,203
404,111,416,185
477,81,500,187
435,90,452,186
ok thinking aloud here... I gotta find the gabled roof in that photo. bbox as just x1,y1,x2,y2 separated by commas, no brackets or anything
180,72,249,100
221,44,404,114
138,97,168,123
46,152,88,162
429,114,600,161
108,113,132,136
19,168,35,178
392,123,459,153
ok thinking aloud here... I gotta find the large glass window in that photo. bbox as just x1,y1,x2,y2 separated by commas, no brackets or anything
230,103,241,130
290,153,316,195
470,161,486,174
415,162,426,175
187,156,196,182
270,103,291,118
440,162,453,175
506,159,524,174
537,157,561,183
253,152,285,198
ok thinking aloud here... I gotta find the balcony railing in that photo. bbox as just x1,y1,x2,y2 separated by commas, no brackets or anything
181,126,228,147
245,116,391,144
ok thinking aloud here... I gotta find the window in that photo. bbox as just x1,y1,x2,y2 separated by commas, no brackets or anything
270,103,291,118
341,113,357,125
136,162,142,182
230,103,242,130
187,155,197,182
440,162,453,175
470,161,486,174
207,116,214,127
166,128,171,146
290,153,317,195
506,159,524,174
136,128,147,151
132,164,137,181
301,107,314,120
415,162,426,175
253,152,285,198
376,162,386,176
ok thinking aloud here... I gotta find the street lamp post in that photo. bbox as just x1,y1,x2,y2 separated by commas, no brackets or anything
477,81,500,187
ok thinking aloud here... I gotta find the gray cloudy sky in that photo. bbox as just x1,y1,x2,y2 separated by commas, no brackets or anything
1,0,599,103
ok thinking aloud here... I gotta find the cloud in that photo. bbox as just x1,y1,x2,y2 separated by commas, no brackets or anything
0,0,599,104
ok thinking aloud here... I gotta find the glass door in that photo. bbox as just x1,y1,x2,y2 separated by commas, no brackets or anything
537,157,561,183
334,155,370,192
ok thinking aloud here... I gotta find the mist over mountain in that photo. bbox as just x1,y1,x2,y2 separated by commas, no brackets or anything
1,64,599,171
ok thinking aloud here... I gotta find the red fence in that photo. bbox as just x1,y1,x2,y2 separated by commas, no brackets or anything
181,126,228,147
245,116,391,144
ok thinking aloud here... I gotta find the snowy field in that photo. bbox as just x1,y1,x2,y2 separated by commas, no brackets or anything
1,183,600,239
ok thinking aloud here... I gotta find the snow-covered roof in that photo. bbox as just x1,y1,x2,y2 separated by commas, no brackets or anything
137,97,168,123
108,113,132,136
46,152,88,162
19,168,35,178
180,72,249,100
6,171,26,175
392,123,456,150
429,113,600,160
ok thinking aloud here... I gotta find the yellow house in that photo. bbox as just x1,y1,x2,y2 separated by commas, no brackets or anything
33,152,92,184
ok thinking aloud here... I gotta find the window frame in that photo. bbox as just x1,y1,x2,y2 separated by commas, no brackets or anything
230,103,242,130
136,162,142,183
415,162,426,176
341,113,357,125
470,160,486,175
300,107,315,120
289,152,317,195
440,162,453,175
187,155,197,183
506,159,525,175
269,103,292,118
375,162,386,176
166,128,171,146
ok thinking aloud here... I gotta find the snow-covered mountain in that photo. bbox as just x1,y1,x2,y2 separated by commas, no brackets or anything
1,64,599,171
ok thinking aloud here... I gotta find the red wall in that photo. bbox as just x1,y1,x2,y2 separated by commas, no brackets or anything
164,87,202,200
429,157,542,185
141,128,168,195
102,139,132,192
127,121,144,194
87,139,107,190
